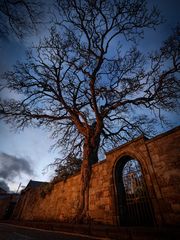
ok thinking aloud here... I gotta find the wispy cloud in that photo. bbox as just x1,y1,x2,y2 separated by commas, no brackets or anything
0,152,34,182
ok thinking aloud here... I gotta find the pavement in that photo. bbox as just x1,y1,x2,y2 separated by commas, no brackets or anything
1,221,180,240
0,223,110,240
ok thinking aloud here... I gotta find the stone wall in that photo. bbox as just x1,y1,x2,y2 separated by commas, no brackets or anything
14,127,180,226
14,173,81,222
145,128,180,225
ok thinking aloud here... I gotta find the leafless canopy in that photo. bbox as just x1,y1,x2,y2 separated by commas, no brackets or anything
0,0,43,39
0,0,179,164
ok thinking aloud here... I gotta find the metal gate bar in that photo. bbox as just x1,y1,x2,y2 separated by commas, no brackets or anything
122,159,154,226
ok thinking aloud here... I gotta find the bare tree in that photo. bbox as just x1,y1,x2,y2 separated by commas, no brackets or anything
0,0,179,222
0,0,43,39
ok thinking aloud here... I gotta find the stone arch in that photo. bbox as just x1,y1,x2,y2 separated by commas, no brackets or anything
113,154,155,226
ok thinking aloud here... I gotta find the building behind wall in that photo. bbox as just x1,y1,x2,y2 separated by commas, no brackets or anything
14,127,180,226
0,190,19,220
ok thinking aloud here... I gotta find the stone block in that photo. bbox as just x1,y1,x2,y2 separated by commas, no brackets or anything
171,204,180,213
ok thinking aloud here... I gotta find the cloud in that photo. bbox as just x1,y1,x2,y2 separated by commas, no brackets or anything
0,180,10,192
0,152,34,181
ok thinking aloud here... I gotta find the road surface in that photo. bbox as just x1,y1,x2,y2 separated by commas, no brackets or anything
0,223,108,240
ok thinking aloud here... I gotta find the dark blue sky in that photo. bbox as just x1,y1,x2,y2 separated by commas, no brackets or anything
0,0,179,192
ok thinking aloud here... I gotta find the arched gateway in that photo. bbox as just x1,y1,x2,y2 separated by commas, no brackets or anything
115,156,155,226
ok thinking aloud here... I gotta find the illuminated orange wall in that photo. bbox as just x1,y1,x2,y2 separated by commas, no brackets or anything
14,127,180,226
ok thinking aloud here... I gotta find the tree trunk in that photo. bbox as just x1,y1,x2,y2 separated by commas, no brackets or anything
76,158,91,222
74,135,100,223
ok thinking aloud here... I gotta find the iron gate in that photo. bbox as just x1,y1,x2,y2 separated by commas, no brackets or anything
115,157,155,226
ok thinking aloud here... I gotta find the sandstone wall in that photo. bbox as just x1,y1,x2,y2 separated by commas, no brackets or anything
146,128,180,225
15,127,180,226
16,173,81,221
